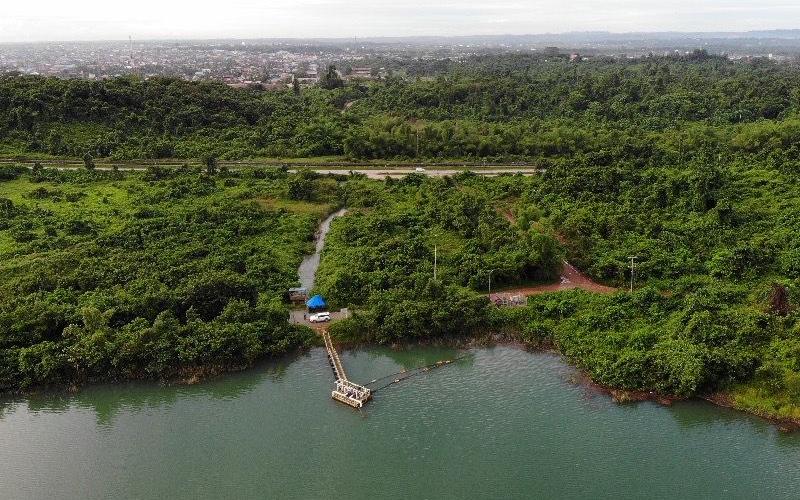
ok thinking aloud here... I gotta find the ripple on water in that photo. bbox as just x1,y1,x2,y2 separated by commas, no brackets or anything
1,345,800,500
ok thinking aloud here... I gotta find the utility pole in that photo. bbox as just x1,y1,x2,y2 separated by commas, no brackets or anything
415,129,420,159
628,256,637,292
488,269,494,296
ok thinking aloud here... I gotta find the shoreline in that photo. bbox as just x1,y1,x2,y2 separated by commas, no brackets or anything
4,333,799,432
332,332,800,431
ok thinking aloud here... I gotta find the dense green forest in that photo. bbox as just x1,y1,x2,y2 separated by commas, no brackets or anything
2,162,800,420
3,53,800,422
317,166,800,422
0,166,343,391
1,52,800,161
316,172,562,343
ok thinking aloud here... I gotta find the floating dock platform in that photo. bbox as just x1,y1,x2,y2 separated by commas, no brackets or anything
320,328,371,408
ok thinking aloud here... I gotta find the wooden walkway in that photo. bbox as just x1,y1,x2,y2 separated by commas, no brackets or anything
320,328,371,408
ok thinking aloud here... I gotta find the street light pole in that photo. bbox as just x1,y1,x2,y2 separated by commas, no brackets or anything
628,256,637,293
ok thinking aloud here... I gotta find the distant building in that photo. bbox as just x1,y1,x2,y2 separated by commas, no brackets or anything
348,67,373,80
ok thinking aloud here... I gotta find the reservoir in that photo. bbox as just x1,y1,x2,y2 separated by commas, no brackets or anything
1,345,799,499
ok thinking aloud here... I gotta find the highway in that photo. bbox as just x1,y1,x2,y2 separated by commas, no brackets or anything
2,159,544,177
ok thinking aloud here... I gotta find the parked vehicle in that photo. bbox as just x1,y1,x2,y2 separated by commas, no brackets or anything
415,167,426,173
309,312,331,323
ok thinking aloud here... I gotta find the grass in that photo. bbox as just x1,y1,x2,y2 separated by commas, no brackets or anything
0,177,132,212
730,383,800,422
0,173,335,262
0,232,14,256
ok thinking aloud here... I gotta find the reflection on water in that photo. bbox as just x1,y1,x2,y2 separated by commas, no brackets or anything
664,399,771,432
1,345,799,500
349,344,464,371
0,351,301,427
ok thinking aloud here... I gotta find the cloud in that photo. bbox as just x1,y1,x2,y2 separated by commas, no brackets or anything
1,0,798,42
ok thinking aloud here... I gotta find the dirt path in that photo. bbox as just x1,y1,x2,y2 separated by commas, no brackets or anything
492,260,617,299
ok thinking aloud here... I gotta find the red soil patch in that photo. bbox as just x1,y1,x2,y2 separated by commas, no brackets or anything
492,208,617,297
491,260,617,299
496,208,616,297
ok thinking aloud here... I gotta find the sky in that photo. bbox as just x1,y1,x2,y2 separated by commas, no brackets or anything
1,0,799,43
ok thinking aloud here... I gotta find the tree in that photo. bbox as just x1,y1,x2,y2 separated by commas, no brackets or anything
292,77,301,95
203,155,218,175
320,65,344,90
182,270,257,321
768,283,790,317
83,152,95,171
287,176,314,201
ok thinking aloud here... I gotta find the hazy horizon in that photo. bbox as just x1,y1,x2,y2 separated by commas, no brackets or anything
3,29,800,46
3,0,800,43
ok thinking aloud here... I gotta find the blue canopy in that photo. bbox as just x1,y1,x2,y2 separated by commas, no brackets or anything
306,294,327,309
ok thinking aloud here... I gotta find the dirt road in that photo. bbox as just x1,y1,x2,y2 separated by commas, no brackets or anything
495,209,617,298
491,260,617,300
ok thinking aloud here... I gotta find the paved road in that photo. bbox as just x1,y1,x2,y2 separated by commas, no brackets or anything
290,167,544,179
3,160,544,178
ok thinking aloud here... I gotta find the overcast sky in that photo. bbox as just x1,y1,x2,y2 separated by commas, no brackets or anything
2,0,799,43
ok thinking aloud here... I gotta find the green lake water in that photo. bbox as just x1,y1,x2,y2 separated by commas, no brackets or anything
1,345,799,499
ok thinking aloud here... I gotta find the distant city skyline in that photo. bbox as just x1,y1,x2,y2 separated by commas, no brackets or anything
2,0,800,43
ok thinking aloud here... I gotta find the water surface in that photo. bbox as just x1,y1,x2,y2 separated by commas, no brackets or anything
297,208,346,291
1,346,798,499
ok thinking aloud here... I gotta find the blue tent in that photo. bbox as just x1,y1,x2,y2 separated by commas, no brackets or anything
306,294,327,310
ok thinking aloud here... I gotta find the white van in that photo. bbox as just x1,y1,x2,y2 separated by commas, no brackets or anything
309,312,331,323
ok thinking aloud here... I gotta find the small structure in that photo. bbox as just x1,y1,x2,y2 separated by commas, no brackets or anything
348,67,374,80
321,328,371,408
491,294,528,307
306,294,327,312
288,287,308,303
332,379,371,408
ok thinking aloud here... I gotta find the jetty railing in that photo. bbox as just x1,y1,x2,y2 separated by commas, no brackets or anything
320,328,371,408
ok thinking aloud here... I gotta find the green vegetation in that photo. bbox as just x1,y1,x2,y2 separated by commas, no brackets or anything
316,165,800,423
318,173,562,343
0,166,346,392
3,52,800,422
2,52,800,162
